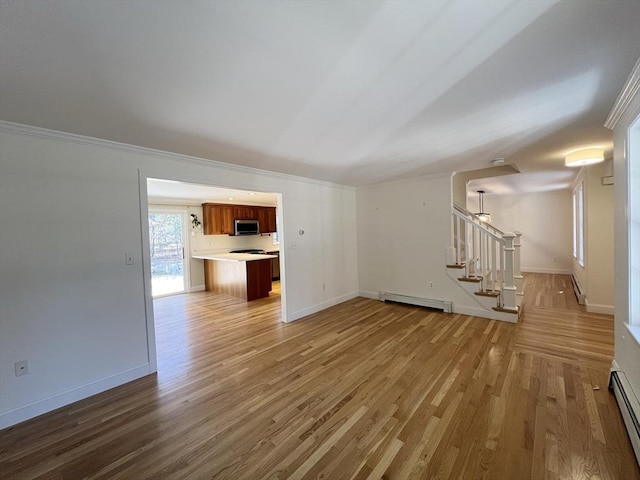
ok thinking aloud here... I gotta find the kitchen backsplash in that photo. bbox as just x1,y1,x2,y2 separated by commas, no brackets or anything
191,230,278,254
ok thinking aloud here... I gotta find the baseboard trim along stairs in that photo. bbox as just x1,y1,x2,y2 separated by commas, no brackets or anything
610,366,640,465
446,264,521,323
379,292,453,313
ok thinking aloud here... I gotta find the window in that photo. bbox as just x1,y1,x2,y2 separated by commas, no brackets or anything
573,181,584,267
629,114,640,327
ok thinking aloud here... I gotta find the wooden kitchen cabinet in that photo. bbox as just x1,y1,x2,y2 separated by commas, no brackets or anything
202,203,277,235
203,258,272,301
258,207,277,233
234,206,258,220
202,203,234,235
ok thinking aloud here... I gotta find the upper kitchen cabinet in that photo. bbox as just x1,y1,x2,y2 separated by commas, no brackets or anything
234,206,258,220
258,207,277,233
202,203,234,235
202,203,277,235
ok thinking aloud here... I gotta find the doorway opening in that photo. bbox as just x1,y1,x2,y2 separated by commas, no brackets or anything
140,174,287,374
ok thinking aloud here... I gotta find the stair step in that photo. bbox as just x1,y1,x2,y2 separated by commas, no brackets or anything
446,263,466,269
458,276,482,283
475,290,500,298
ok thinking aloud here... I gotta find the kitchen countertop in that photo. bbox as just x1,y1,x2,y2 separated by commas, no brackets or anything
192,253,277,262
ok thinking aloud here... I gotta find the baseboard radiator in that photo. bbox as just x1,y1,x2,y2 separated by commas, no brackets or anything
380,292,452,313
610,370,640,465
571,274,586,305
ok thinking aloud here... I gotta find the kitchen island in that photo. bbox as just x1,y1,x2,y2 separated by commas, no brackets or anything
193,253,277,301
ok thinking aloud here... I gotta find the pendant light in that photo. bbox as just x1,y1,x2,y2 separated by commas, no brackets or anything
475,190,491,222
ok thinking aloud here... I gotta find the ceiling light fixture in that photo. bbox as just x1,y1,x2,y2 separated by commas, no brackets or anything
475,190,491,223
491,158,505,166
565,147,604,167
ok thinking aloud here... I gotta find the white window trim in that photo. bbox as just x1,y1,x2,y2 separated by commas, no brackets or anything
573,181,585,267
628,114,640,327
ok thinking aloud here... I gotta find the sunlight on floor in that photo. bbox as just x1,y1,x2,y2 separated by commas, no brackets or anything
152,275,184,297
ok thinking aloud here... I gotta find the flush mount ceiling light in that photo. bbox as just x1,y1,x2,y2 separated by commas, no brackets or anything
565,147,604,167
475,190,491,223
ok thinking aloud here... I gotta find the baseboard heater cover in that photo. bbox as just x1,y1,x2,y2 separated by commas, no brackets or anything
379,292,452,313
571,274,586,305
610,370,640,465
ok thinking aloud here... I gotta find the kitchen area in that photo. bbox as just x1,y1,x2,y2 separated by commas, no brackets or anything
193,203,281,301
146,179,282,301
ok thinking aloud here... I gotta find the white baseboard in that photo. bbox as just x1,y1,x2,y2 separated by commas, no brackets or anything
0,364,151,429
358,290,381,300
452,304,519,323
360,291,517,323
586,301,614,315
190,284,205,292
521,267,572,275
287,291,359,322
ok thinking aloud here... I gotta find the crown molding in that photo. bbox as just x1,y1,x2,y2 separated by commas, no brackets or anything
605,56,640,130
0,121,355,191
358,171,453,189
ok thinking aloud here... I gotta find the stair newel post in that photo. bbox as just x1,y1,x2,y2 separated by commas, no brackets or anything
502,232,517,310
513,231,523,296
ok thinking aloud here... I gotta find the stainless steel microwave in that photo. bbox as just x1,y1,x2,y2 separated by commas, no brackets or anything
234,219,259,235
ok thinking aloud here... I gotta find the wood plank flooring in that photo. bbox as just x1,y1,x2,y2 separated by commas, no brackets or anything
1,274,638,479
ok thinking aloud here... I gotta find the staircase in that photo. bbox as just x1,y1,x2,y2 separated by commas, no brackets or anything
447,204,523,323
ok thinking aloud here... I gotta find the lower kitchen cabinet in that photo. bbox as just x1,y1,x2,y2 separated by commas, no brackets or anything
266,250,280,280
203,258,272,301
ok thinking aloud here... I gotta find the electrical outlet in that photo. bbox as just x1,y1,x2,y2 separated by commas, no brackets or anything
15,360,28,377
429,282,434,288
322,283,326,291
125,253,134,265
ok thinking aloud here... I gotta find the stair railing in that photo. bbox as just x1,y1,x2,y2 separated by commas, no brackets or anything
452,204,519,311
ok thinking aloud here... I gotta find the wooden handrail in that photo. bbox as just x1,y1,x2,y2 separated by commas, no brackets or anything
452,208,504,243
453,203,506,236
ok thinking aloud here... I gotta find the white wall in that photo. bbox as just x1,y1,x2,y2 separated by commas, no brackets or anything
356,174,493,317
570,160,615,313
470,190,573,274
0,124,358,428
612,79,640,401
585,161,615,311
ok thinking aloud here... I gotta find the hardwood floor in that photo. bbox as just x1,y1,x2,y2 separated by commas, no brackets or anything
1,274,638,479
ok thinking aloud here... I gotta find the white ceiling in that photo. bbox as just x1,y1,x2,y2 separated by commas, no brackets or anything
1,0,639,191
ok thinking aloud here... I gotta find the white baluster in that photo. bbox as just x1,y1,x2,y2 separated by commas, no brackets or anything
491,237,497,291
